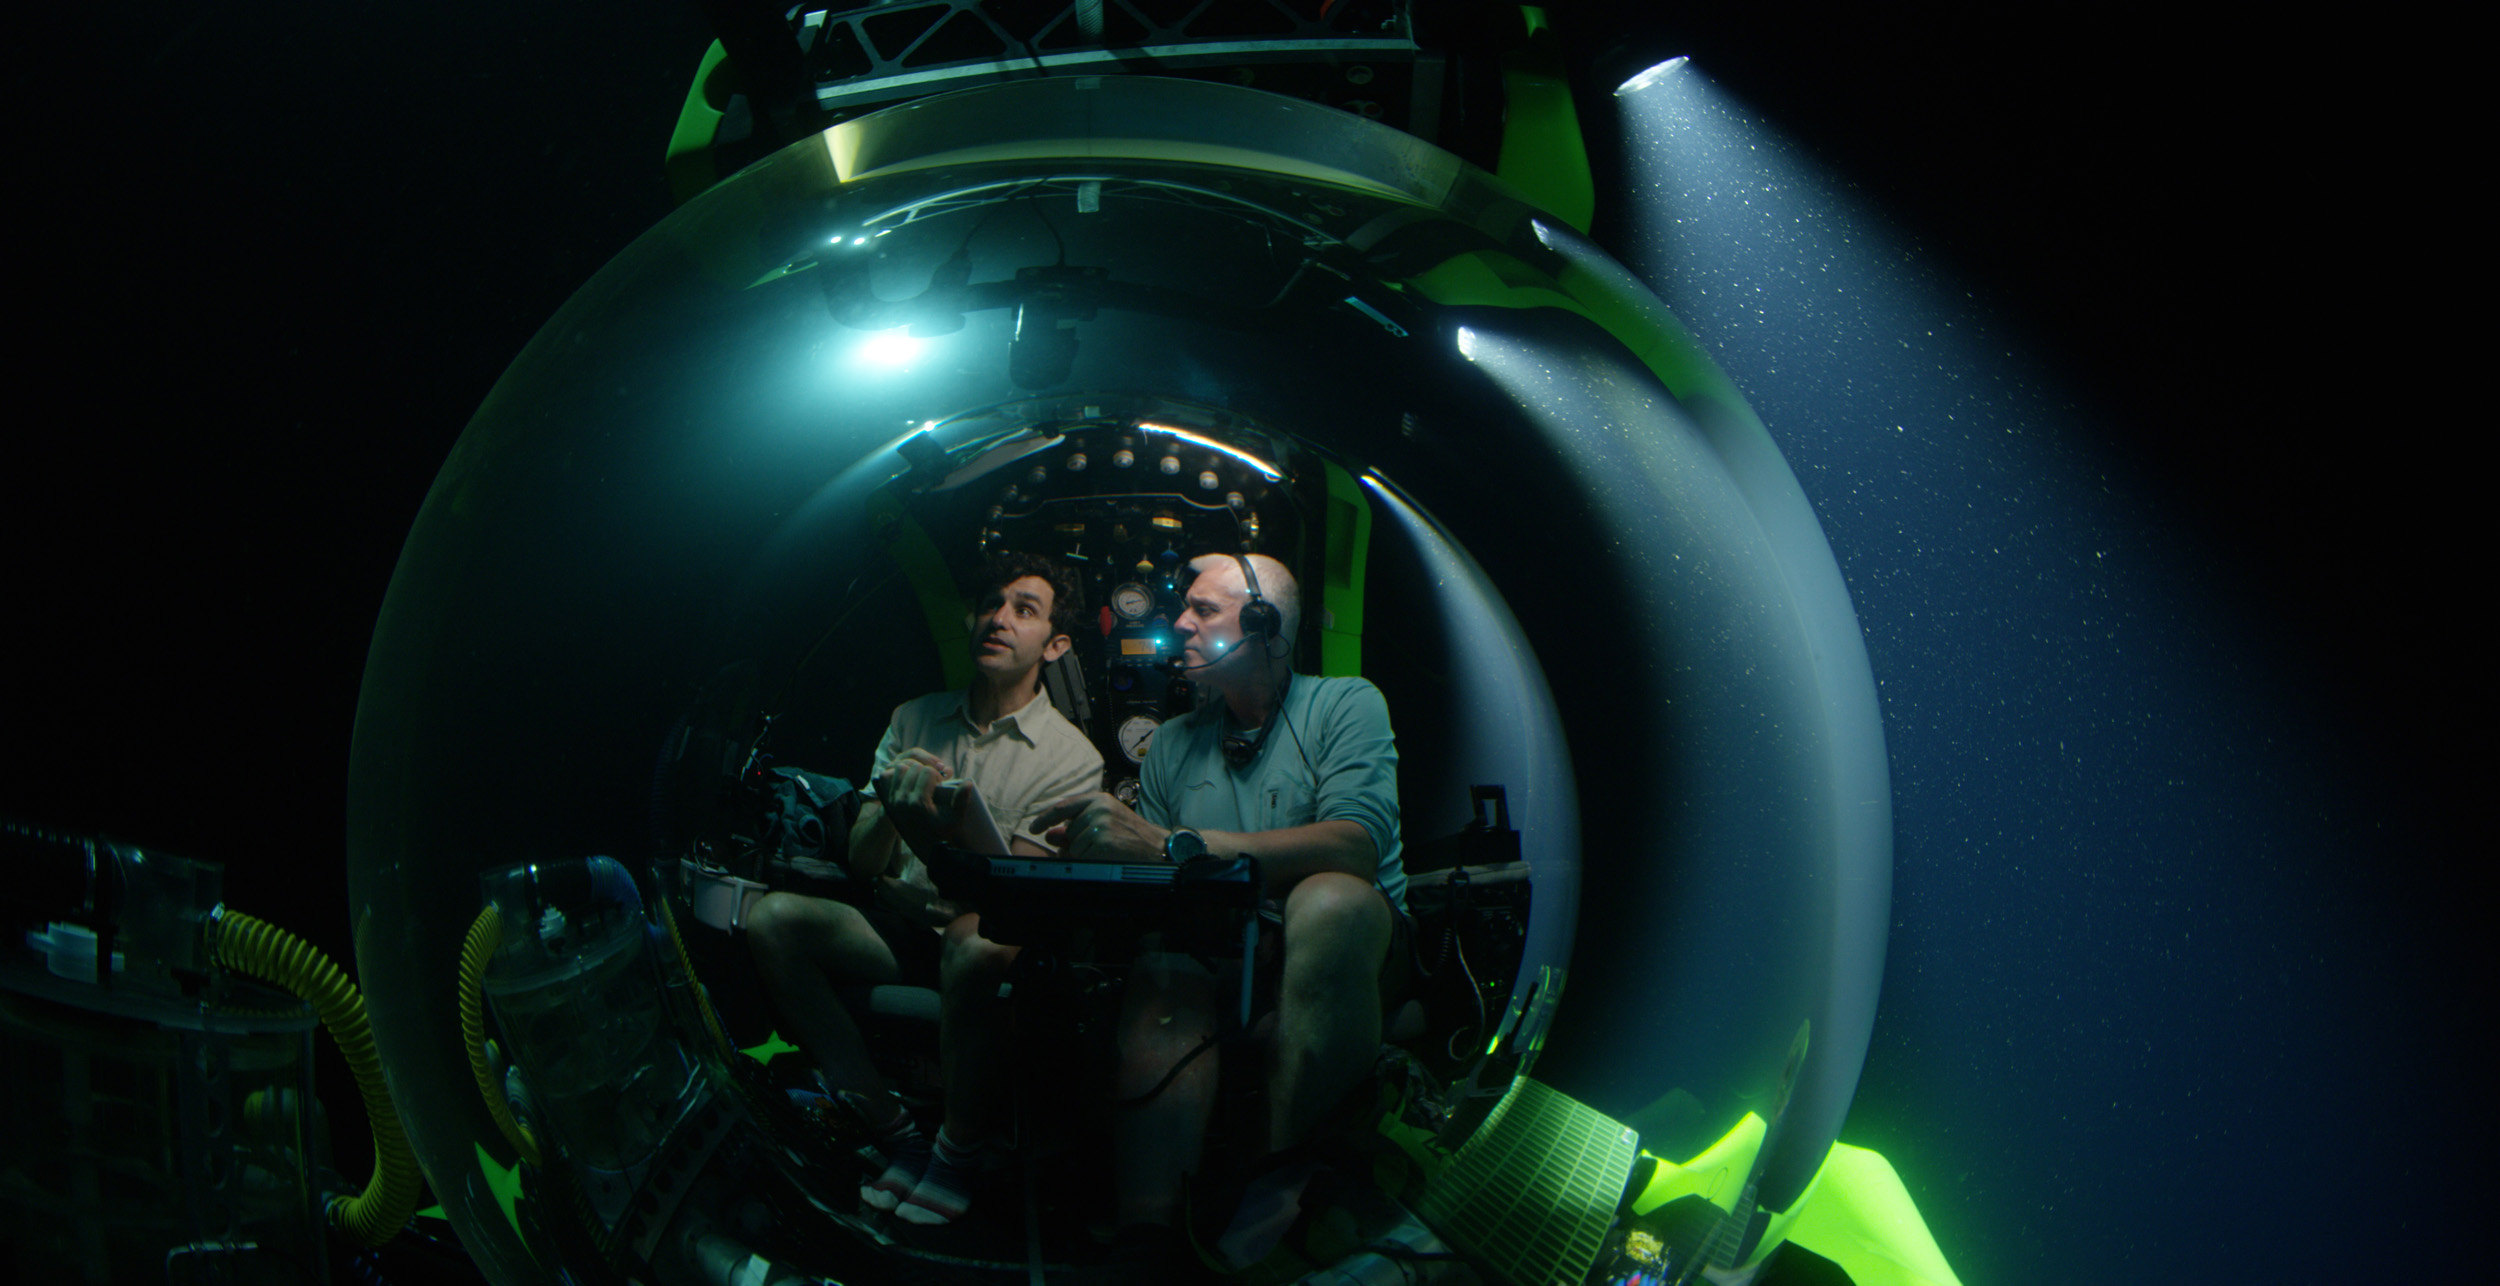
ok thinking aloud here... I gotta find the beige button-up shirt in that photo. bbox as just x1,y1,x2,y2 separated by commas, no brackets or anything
869,687,1104,899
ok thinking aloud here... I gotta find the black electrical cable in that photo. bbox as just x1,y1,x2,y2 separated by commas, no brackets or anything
1113,1030,1231,1108
1360,1241,1466,1262
1445,929,1486,1064
1276,678,1317,784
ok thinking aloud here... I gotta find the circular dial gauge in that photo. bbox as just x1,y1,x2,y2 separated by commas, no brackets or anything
1111,582,1154,622
1117,715,1160,764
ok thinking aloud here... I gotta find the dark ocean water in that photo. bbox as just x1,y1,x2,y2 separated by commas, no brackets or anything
1616,73,2474,1285
7,6,2470,1285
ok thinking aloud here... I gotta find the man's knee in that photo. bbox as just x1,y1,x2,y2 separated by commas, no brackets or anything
1116,954,1218,1086
1281,872,1392,960
1120,953,1218,1033
939,917,1017,988
745,891,812,956
747,892,877,968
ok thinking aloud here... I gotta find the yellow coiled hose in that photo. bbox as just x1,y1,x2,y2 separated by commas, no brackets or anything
457,905,542,1168
205,909,421,1247
657,895,735,1063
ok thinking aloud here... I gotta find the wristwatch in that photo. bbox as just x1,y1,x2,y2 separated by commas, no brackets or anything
1163,828,1208,863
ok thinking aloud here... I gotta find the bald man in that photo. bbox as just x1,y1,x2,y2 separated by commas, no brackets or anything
1036,552,1404,1244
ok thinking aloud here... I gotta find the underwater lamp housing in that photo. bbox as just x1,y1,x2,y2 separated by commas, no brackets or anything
348,72,1892,1284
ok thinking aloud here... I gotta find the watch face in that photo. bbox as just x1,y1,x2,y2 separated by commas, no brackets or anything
1117,714,1159,763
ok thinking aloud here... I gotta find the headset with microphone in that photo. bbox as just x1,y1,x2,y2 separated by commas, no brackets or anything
1197,553,1299,769
1168,552,1288,673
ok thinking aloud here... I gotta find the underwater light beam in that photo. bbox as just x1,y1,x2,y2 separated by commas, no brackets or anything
1494,84,1902,1212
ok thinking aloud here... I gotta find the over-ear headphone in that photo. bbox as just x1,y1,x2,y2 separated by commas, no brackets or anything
1170,553,1288,673
1219,553,1295,768
1234,553,1284,657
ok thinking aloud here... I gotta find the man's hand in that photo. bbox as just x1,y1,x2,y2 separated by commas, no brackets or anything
872,875,964,929
1035,791,1171,863
876,748,955,860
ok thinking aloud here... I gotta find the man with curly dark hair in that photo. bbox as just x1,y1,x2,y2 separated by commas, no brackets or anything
747,552,1101,1223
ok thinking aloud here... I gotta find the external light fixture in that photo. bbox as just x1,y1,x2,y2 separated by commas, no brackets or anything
855,329,926,368
1617,56,1692,96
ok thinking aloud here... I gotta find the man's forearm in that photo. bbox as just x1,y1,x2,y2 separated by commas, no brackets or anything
1041,793,1380,893
1190,819,1375,896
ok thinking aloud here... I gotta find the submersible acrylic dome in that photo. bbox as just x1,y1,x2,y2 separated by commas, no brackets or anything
347,76,1889,1282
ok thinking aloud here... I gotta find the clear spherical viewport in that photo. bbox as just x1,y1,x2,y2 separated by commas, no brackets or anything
348,75,1887,1282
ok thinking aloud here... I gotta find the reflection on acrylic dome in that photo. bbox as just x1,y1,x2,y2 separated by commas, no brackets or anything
346,76,1889,1284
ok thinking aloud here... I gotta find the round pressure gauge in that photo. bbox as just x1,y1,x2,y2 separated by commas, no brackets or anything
1111,582,1154,622
1117,715,1160,764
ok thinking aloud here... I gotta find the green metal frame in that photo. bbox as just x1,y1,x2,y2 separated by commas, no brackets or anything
665,41,734,207
1493,7,1596,232
1317,459,1372,677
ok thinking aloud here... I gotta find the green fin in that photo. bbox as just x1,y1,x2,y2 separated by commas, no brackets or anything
1631,1111,1766,1216
1780,1142,1963,1286
472,1140,534,1264
741,1029,803,1064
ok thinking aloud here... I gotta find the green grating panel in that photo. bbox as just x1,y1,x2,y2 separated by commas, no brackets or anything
1414,1077,1640,1286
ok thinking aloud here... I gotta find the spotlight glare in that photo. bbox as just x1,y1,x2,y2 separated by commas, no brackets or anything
1617,56,1691,96
856,329,926,368
1136,423,1282,480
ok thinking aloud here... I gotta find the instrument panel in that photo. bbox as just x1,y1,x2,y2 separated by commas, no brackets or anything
895,404,1324,804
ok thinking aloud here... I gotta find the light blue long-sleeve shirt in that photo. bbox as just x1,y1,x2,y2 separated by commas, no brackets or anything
1138,675,1404,910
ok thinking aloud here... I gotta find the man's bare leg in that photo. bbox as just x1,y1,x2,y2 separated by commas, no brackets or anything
887,914,1027,1226
1269,872,1392,1151
1113,950,1220,1229
936,914,1021,1144
748,891,937,1211
746,892,901,1122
